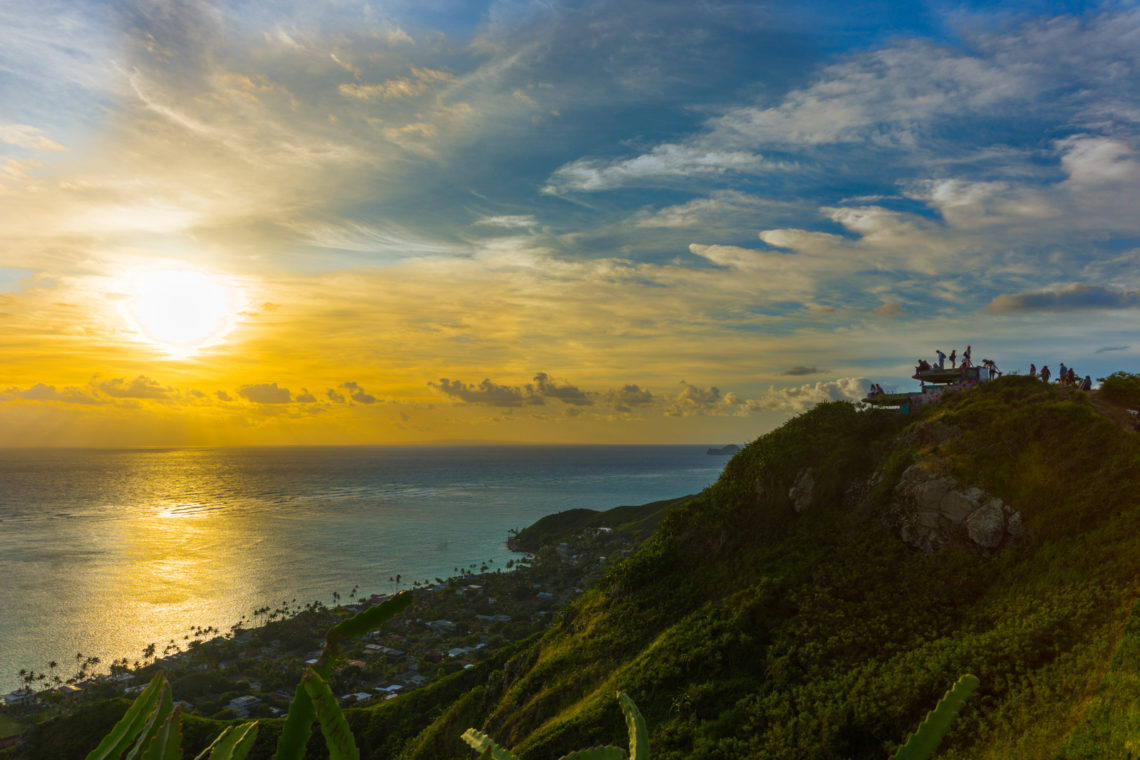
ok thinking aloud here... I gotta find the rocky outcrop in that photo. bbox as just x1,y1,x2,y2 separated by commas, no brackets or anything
788,468,815,513
889,461,1024,554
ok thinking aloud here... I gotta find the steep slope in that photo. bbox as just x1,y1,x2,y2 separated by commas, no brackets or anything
401,377,1140,760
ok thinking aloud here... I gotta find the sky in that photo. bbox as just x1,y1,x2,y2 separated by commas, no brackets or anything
1,0,1138,446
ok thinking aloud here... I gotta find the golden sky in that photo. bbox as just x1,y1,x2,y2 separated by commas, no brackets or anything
2,1,1138,446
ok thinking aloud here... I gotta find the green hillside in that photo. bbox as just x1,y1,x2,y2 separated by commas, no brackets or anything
398,376,1140,759
509,495,690,553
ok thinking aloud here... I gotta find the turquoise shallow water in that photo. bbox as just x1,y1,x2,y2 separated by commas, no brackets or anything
0,445,727,693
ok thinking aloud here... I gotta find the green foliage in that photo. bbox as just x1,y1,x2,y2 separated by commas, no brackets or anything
190,722,258,760
84,673,170,760
889,674,978,760
1097,371,1140,408
511,498,689,553
617,692,648,760
300,671,358,760
461,728,523,760
77,592,412,760
269,591,412,760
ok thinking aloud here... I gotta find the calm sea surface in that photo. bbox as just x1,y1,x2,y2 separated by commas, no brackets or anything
0,446,727,693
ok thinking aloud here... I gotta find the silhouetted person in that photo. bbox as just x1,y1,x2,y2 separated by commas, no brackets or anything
1041,365,1051,383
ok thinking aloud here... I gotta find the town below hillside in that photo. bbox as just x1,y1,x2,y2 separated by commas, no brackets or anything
0,496,683,756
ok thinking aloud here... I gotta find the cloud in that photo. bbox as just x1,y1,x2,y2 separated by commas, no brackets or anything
215,390,232,402
474,215,536,228
7,383,101,404
545,144,770,193
430,378,540,407
0,124,67,152
326,388,346,403
782,366,822,376
238,383,293,404
666,381,724,417
984,284,1140,313
429,372,595,408
295,388,317,403
870,302,906,318
532,372,592,406
746,377,870,415
337,67,454,100
607,384,655,412
97,376,172,399
1095,345,1130,353
341,381,377,404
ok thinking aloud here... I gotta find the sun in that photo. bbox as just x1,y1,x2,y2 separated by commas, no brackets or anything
122,266,243,356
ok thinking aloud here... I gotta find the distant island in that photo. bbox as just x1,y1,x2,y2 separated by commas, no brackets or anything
705,443,740,455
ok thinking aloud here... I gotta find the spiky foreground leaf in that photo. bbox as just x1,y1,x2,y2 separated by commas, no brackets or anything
85,673,167,760
329,592,412,642
618,692,648,760
140,706,182,760
302,669,359,760
461,728,523,760
125,679,174,760
193,721,259,760
271,681,316,760
890,674,980,760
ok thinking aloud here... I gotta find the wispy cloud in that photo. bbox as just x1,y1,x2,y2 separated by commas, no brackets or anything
984,284,1140,313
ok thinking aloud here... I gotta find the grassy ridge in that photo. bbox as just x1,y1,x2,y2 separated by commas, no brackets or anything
393,378,1140,759
509,496,690,553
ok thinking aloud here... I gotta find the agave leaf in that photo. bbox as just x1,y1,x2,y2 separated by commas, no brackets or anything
890,674,980,760
139,706,182,760
617,692,648,760
192,721,259,760
328,592,412,642
558,746,626,760
302,669,359,760
460,728,523,760
271,681,316,760
125,680,174,760
85,673,167,760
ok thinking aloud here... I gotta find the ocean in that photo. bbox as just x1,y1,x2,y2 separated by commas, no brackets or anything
0,445,728,694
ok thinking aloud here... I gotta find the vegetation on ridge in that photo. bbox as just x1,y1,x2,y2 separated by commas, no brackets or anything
406,377,1140,759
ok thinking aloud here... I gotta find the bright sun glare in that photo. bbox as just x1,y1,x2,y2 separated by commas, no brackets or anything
122,267,242,356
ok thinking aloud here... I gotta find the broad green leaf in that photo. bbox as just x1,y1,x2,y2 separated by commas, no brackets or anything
271,681,316,760
140,706,182,760
193,721,259,760
86,673,167,760
618,692,648,760
891,674,980,760
125,681,174,760
328,592,412,642
558,746,626,760
460,728,523,760
302,669,359,760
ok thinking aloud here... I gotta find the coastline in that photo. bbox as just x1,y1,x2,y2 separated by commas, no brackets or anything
2,494,680,730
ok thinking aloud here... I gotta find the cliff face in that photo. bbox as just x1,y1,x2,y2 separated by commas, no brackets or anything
399,377,1140,760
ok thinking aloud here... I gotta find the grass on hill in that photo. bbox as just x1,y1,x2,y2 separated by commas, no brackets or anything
393,377,1140,760
510,496,690,553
